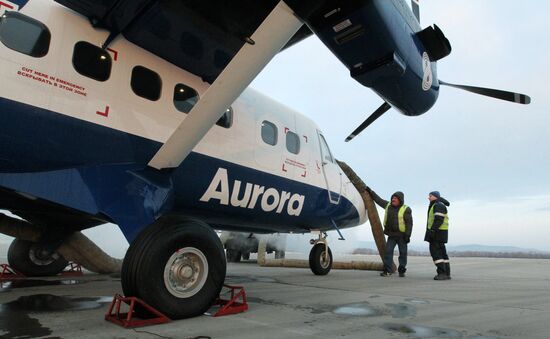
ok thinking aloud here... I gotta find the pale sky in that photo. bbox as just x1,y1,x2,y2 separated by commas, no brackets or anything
1,1,549,258
250,0,550,251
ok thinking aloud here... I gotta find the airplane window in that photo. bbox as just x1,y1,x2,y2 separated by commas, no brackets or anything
217,107,233,129
72,41,112,82
131,66,162,101
261,121,277,146
286,131,300,154
319,134,334,163
0,12,50,57
173,84,199,113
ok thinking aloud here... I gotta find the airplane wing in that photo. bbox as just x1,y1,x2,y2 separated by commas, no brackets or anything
54,0,311,83
55,0,306,169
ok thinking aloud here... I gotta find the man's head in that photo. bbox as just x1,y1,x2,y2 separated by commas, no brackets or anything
391,191,404,207
428,191,440,202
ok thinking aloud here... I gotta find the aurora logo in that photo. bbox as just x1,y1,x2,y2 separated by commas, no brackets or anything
200,168,305,216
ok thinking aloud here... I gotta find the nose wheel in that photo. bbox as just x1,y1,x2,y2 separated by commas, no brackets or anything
309,233,333,275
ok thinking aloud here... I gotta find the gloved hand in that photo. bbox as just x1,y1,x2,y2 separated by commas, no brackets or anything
405,236,410,244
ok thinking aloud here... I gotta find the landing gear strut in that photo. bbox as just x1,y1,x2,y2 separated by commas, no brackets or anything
309,232,333,275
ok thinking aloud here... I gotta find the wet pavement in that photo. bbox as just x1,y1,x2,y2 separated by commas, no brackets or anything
0,255,548,338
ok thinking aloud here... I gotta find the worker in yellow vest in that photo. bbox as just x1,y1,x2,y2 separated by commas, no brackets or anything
425,191,451,280
365,187,413,277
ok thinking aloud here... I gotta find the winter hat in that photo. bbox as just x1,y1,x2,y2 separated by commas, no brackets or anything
429,191,440,199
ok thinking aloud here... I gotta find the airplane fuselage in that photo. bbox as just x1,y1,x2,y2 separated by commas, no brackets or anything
0,0,366,241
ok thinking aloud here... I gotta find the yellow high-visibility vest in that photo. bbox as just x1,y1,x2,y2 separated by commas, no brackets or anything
384,203,408,232
428,203,449,230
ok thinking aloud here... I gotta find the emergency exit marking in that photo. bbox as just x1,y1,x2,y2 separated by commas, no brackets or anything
106,48,118,61
303,135,308,143
97,106,110,117
284,127,289,134
282,163,288,172
0,1,14,10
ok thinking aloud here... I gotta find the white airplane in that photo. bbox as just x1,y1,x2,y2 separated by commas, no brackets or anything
0,0,529,319
0,0,368,319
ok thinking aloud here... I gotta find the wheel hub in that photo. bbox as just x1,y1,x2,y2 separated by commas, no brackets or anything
320,251,330,269
28,244,59,266
164,247,209,298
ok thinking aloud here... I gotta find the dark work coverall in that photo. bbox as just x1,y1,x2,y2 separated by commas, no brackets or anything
370,190,413,274
425,197,451,277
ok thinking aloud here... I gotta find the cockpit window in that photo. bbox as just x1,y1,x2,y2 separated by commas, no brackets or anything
319,134,334,163
0,12,50,57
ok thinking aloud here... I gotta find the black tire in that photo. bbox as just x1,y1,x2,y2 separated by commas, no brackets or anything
275,250,285,259
308,243,333,276
7,239,68,277
226,249,241,263
241,252,250,261
122,218,226,319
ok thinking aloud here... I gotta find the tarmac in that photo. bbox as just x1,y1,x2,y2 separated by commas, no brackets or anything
0,254,549,339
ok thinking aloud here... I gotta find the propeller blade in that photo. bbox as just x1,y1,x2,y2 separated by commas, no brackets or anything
439,80,531,104
411,0,420,23
345,102,392,142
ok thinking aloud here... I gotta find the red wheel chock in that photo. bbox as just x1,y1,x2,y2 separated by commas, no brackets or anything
0,264,25,280
211,284,248,317
61,262,83,276
104,294,171,328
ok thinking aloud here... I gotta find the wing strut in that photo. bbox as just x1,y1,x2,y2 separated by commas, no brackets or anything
148,1,302,169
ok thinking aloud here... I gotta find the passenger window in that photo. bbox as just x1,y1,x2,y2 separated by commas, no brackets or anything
286,131,300,154
0,12,50,57
131,66,161,101
173,83,199,113
261,121,277,146
72,41,112,82
319,134,334,163
217,107,233,129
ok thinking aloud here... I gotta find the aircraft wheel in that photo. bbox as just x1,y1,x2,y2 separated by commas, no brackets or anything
309,243,332,275
226,249,241,263
122,218,226,319
241,252,250,261
275,250,285,259
7,239,68,276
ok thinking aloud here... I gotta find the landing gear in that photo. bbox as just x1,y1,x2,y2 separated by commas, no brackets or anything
7,239,68,276
226,249,242,263
309,232,333,275
121,218,226,319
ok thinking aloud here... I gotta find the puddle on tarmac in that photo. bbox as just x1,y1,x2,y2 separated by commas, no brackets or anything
0,279,82,290
1,294,107,312
405,298,430,305
0,294,107,339
382,323,462,338
225,275,277,283
387,303,417,318
333,302,381,317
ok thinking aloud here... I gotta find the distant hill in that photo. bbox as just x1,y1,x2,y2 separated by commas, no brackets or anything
448,244,544,253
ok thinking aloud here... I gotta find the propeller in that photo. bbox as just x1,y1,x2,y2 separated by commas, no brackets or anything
411,0,420,23
345,102,391,142
439,80,531,104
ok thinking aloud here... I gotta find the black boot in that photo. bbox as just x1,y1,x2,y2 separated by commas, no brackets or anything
446,263,451,279
434,263,449,280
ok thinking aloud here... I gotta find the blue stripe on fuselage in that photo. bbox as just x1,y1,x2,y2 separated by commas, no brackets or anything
0,97,359,239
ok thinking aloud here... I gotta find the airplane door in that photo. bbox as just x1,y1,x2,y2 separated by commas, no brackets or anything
317,132,341,204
